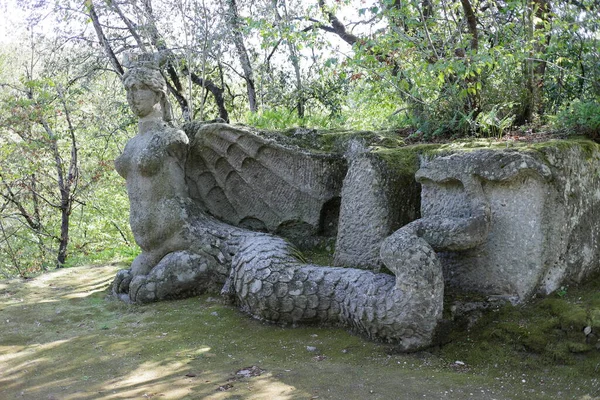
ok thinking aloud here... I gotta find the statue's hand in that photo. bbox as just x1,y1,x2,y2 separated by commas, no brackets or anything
112,269,133,302
126,251,219,303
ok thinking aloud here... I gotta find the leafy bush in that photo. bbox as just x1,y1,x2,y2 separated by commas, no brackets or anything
555,100,600,141
245,109,346,130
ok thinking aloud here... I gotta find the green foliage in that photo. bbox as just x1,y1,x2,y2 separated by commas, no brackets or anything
0,39,136,277
475,105,516,139
555,99,600,140
245,108,346,130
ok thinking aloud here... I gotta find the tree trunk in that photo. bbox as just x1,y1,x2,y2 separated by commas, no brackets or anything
272,0,305,118
57,200,70,267
460,0,481,116
225,0,258,112
86,1,124,76
186,70,230,122
519,0,551,125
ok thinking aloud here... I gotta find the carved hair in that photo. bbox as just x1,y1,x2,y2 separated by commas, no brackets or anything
123,64,174,122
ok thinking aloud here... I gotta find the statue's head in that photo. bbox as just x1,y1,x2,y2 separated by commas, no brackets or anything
122,54,173,122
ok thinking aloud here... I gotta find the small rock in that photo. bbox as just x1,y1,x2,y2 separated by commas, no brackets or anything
584,326,592,336
306,346,317,352
211,311,219,317
217,383,233,391
235,365,264,378
454,360,465,366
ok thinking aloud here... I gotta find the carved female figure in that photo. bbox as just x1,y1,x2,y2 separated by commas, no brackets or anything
114,62,191,278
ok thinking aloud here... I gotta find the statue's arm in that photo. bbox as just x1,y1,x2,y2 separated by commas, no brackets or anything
164,128,190,160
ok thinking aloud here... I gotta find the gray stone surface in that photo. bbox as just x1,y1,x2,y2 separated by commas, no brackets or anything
184,122,346,247
537,144,600,292
335,145,600,303
224,232,443,351
334,152,420,270
407,147,599,301
334,156,392,269
415,150,552,301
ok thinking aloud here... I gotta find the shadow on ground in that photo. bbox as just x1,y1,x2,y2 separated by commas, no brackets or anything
0,265,599,399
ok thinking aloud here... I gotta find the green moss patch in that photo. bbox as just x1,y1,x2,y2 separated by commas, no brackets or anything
441,274,600,376
250,127,407,154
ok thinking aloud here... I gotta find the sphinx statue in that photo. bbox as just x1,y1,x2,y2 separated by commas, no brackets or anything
112,54,600,351
111,54,447,351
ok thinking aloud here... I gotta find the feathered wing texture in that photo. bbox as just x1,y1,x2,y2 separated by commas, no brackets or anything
185,123,346,236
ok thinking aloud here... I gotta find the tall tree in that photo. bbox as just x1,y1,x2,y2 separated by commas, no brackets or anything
271,0,305,117
224,0,258,112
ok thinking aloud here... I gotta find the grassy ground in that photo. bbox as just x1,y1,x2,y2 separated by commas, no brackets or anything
1,264,599,400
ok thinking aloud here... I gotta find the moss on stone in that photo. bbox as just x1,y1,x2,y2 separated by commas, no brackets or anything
251,127,406,154
373,145,437,177
528,137,600,164
441,272,600,374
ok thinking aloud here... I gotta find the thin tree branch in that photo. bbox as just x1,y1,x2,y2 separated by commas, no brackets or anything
86,1,124,75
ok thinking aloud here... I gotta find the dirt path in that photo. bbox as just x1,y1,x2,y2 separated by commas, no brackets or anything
0,265,597,399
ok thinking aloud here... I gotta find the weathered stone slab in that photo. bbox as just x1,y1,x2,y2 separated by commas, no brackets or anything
334,151,420,270
341,143,600,302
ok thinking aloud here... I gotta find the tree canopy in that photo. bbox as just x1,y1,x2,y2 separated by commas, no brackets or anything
0,0,598,274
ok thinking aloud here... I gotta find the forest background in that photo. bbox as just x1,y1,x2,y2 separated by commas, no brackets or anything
0,0,598,276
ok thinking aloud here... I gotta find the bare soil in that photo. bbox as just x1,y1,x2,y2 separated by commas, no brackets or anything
1,265,599,399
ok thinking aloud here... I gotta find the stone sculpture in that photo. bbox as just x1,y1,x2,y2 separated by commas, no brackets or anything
112,55,446,351
113,54,600,351
112,56,241,302
336,144,600,303
184,122,346,247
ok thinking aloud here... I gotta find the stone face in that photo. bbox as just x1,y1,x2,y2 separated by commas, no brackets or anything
385,146,599,302
415,150,552,300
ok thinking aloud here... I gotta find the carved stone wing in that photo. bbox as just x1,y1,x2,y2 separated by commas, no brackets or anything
184,123,347,242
